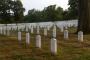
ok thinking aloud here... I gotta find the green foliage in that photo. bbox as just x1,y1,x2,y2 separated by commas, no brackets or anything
12,0,25,23
0,0,79,23
68,0,78,19
0,0,11,23
24,0,79,22
43,5,63,21
0,0,25,24
62,10,70,20
24,5,64,23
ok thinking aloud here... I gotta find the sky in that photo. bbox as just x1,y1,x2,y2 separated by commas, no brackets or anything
21,0,69,15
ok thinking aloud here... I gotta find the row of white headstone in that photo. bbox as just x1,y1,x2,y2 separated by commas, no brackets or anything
0,25,83,55
17,25,83,55
17,28,57,55
0,25,83,42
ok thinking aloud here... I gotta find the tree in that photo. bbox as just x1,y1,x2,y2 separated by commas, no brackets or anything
0,0,25,23
78,0,90,34
12,0,25,23
56,7,63,20
43,5,63,21
24,9,44,22
0,0,12,23
62,10,70,20
68,0,78,19
24,5,64,22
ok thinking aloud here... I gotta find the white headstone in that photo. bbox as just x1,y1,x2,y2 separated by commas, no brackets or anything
0,28,2,34
31,27,34,34
53,25,56,38
60,26,64,32
44,28,47,36
3,29,6,35
64,30,69,40
18,31,21,42
78,31,83,42
37,26,40,34
51,38,57,54
26,26,28,32
26,32,30,45
36,35,41,48
47,26,50,31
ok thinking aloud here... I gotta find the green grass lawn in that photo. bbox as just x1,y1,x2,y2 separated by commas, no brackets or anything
0,27,90,60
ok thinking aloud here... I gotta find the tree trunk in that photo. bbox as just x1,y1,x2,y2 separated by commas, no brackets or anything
78,0,90,34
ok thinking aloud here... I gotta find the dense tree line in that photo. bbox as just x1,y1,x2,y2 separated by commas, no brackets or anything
0,0,79,23
24,0,79,23
0,0,25,24
24,5,64,23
